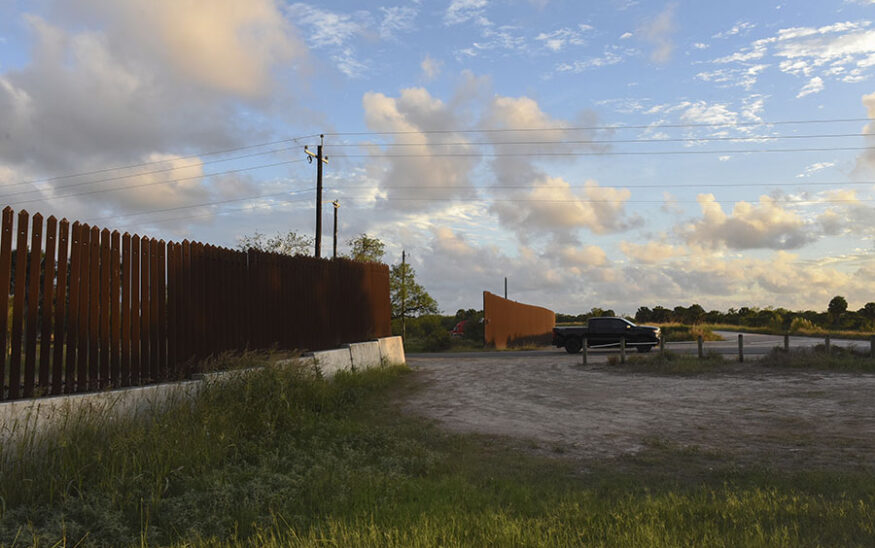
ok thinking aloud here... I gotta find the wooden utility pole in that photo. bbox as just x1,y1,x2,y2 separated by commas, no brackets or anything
305,135,328,258
401,250,406,339
332,200,340,259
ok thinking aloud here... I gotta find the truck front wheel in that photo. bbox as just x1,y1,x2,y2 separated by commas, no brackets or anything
565,337,582,354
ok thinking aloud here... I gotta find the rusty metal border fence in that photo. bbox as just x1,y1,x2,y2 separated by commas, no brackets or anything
483,291,555,349
0,207,391,401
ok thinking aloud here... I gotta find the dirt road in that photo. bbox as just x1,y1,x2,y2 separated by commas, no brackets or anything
403,352,875,467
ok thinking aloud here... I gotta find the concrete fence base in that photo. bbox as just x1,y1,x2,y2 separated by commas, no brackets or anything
0,337,407,445
297,336,406,378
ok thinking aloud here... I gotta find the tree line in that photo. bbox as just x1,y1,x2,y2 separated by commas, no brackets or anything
560,297,875,332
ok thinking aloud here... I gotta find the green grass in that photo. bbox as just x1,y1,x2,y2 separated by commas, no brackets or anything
758,346,875,372
708,324,875,341
610,349,728,374
2,353,875,546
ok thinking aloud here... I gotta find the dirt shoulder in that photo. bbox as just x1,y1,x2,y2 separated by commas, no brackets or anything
402,353,875,470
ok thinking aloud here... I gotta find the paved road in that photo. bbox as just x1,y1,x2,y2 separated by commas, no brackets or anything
410,331,869,361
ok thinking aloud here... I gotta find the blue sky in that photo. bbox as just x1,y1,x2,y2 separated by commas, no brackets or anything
1,0,874,315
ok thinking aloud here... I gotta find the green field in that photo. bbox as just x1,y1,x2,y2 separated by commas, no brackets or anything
1,354,874,546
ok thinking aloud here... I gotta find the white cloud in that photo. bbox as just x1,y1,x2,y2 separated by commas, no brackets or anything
557,244,608,267
796,161,835,177
72,0,303,98
286,3,369,76
712,21,756,39
705,19,875,93
536,25,592,52
555,45,633,72
661,191,683,214
692,42,709,49
286,4,363,47
813,189,875,237
696,63,768,90
681,194,816,250
854,91,875,176
678,101,739,125
421,54,443,81
490,177,636,239
620,32,633,40
333,47,369,78
638,2,678,64
445,0,489,25
0,2,302,219
620,241,684,263
796,76,825,97
379,6,417,40
361,87,480,210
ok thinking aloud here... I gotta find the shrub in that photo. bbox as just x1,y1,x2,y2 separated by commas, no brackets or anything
789,317,818,334
422,329,452,352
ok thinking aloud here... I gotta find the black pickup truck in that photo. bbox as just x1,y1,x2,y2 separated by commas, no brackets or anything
552,317,661,354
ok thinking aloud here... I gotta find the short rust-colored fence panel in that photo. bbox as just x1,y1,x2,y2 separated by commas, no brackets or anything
24,213,42,397
52,219,68,395
9,210,29,400
140,237,151,383
99,228,110,389
88,226,100,391
483,291,555,349
0,206,391,401
77,224,91,392
39,216,57,393
121,233,131,387
110,231,121,386
65,222,81,394
130,235,141,386
0,208,12,401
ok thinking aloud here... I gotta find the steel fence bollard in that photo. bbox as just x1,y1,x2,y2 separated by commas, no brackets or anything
620,336,626,364
697,335,703,359
738,333,744,363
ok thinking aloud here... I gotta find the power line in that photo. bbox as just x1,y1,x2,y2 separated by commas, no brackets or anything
324,132,875,148
4,158,308,207
11,134,320,188
88,187,314,223
323,117,874,137
334,195,875,205
1,145,303,198
337,180,875,190
83,178,875,224
107,195,317,231
337,145,875,158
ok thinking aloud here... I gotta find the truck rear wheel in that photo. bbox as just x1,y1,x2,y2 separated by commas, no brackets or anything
564,337,582,354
